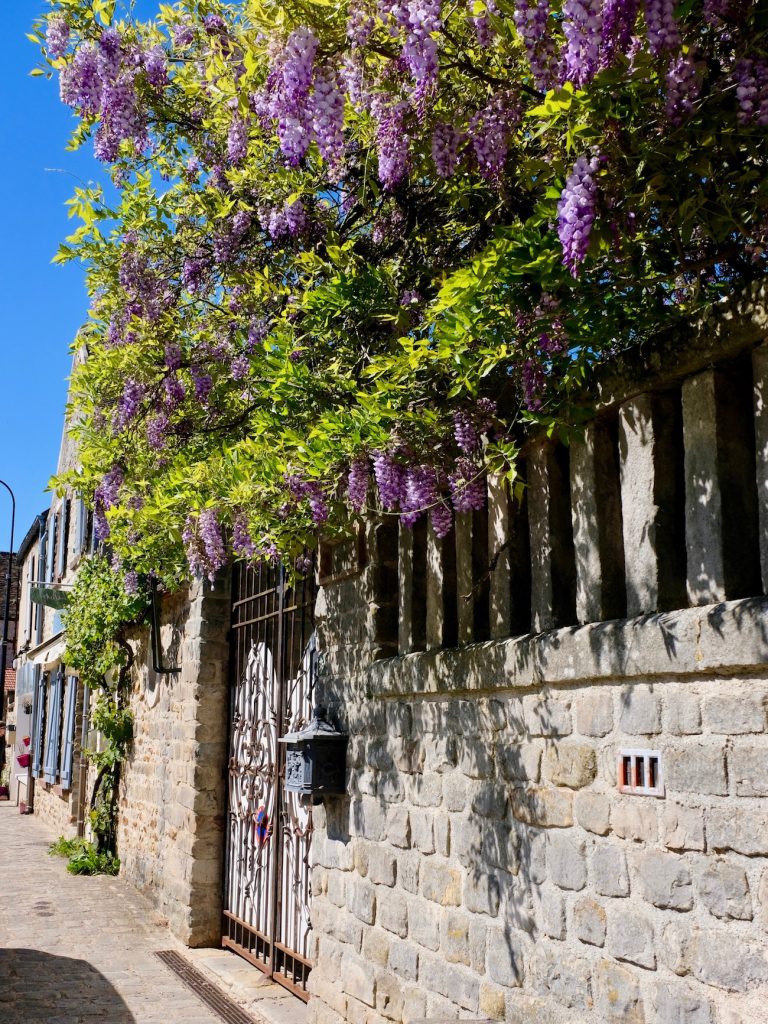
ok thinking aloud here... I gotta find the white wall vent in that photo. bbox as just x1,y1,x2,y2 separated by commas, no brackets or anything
617,749,664,797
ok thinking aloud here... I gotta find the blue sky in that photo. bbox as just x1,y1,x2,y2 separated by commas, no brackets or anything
0,3,155,548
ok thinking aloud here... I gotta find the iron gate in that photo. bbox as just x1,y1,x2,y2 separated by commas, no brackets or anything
223,560,316,999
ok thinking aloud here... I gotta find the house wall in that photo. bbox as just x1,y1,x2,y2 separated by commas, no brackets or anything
117,573,231,946
307,297,768,1024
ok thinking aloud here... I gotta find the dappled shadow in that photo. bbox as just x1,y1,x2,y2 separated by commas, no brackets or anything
0,948,136,1023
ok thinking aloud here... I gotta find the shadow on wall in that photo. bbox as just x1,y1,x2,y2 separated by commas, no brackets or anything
0,948,136,1023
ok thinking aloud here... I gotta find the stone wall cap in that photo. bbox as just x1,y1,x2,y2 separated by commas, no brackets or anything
367,596,768,698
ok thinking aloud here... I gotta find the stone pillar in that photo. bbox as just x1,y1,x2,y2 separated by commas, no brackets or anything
398,523,415,655
488,473,511,639
178,571,232,946
455,512,474,644
426,521,457,650
682,370,726,605
753,344,768,593
528,439,576,632
618,393,685,615
571,421,626,625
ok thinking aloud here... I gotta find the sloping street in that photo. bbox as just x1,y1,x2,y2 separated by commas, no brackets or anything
0,804,303,1024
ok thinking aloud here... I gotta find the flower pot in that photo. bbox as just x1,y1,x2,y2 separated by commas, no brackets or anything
16,753,31,768
22,736,30,747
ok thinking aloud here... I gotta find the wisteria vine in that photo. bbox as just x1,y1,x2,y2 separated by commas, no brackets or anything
34,0,768,583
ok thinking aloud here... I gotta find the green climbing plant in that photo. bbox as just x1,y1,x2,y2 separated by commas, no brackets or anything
62,554,149,858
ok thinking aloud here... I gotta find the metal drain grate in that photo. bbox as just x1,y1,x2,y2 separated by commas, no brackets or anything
155,950,259,1024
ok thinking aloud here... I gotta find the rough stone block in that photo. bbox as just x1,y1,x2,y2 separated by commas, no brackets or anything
409,898,440,951
421,860,462,907
591,845,630,897
398,850,420,894
389,938,418,981
349,878,376,925
573,897,607,947
523,696,572,737
760,869,768,932
509,786,573,828
481,820,519,874
695,861,752,921
341,951,376,1006
386,806,411,849
575,791,611,836
653,981,713,1024
497,742,543,784
368,845,397,887
443,773,468,811
479,982,506,1020
662,803,705,852
377,889,408,937
664,695,703,736
425,734,458,775
486,928,524,988
611,799,658,843
619,687,661,735
464,871,501,916
607,907,655,969
708,807,768,855
576,692,614,737
441,910,470,965
547,834,587,891
658,920,691,976
470,782,508,820
409,774,443,808
729,743,768,796
544,743,597,789
376,971,404,1021
532,949,593,1011
688,929,768,991
362,928,391,967
410,810,435,854
327,871,347,907
452,816,482,868
458,737,494,779
540,888,566,940
435,814,450,857
705,694,767,735
594,959,644,1023
443,965,481,1012
636,851,693,911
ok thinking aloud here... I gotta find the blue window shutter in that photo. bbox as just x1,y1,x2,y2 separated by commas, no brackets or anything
77,497,88,555
32,666,45,776
60,677,78,790
45,517,56,583
57,501,70,579
43,669,63,784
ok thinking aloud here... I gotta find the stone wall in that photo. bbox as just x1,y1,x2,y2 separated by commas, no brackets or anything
307,303,768,1024
311,596,768,1024
117,573,230,946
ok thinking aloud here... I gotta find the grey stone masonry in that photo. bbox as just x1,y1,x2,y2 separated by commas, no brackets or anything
754,342,768,593
312,574,768,1024
682,370,726,605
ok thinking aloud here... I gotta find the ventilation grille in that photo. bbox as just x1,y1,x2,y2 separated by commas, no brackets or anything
617,749,664,797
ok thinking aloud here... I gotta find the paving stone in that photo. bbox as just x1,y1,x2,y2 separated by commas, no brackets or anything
0,807,297,1024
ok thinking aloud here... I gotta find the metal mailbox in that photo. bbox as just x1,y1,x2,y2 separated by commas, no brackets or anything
279,705,347,799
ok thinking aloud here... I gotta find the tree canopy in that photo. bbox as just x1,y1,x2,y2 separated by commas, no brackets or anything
35,0,768,585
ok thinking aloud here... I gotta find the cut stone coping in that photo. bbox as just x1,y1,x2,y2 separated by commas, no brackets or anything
366,596,768,699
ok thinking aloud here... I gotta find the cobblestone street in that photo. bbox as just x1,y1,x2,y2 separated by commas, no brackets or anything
0,805,304,1024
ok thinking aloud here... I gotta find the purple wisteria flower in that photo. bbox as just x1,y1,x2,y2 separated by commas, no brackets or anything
557,153,600,277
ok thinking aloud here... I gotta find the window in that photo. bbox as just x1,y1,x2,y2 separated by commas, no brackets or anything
39,668,78,791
